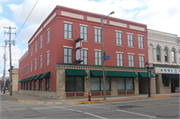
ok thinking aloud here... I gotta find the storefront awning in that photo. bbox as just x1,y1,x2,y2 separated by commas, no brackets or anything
138,72,155,78
40,71,50,79
21,78,25,82
90,70,138,77
30,75,37,81
34,73,43,80
162,74,179,80
66,69,87,76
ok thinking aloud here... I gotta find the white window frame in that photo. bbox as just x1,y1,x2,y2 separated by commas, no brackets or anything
139,55,144,68
47,29,50,43
117,53,123,67
47,51,49,65
138,35,143,49
128,54,134,67
64,22,72,39
27,64,29,74
40,55,42,68
95,50,102,65
80,25,88,41
35,41,37,53
35,59,37,70
30,61,32,72
40,36,42,49
127,34,133,47
81,49,88,65
116,31,122,46
94,28,101,43
64,47,72,64
31,46,33,56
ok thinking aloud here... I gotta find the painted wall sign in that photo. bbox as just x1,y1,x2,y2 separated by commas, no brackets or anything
155,67,180,74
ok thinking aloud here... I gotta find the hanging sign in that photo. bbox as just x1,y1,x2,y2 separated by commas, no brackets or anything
76,48,81,61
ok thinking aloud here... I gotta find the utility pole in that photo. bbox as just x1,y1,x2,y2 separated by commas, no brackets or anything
3,45,7,92
4,26,16,96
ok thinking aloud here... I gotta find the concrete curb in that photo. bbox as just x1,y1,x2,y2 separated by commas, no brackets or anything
69,94,180,105
17,100,63,104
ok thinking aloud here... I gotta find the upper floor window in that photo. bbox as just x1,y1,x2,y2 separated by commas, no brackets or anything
30,62,32,72
164,47,168,62
27,64,29,74
128,54,134,67
138,36,143,48
40,56,42,68
117,53,123,67
47,29,50,43
172,49,176,63
139,55,144,68
81,49,87,65
116,31,122,46
127,34,133,47
95,51,101,65
64,47,72,64
64,23,72,39
35,59,37,70
31,46,33,56
40,36,42,48
24,66,26,75
80,25,87,41
156,46,161,62
35,41,37,53
94,28,101,43
47,51,49,65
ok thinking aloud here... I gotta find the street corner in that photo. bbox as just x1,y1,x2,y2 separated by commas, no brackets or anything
18,100,29,104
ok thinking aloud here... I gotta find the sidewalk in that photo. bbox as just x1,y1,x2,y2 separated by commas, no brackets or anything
1,91,179,105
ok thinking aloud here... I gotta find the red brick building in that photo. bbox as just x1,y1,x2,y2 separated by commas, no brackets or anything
18,5,155,99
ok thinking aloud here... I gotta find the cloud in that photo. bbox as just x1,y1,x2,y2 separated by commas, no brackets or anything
0,5,2,13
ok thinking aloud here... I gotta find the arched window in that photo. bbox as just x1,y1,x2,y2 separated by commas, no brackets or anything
172,49,176,63
156,46,161,61
164,47,168,62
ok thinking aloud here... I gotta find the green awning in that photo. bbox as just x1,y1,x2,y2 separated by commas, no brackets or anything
90,70,138,77
66,69,87,76
30,75,37,81
138,72,154,78
40,71,50,79
18,80,22,83
34,74,43,80
21,79,25,82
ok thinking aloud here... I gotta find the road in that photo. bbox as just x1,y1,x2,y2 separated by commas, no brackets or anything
0,94,179,119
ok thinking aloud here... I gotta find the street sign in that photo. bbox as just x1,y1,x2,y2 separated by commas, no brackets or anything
103,55,110,61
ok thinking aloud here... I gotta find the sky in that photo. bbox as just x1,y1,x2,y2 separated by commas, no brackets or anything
0,0,180,77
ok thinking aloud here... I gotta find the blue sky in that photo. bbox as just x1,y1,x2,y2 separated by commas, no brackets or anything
0,0,180,77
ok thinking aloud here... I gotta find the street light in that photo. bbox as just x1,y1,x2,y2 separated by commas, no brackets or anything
145,61,151,97
101,11,115,101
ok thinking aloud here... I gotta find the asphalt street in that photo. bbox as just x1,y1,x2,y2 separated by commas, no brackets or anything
0,94,179,119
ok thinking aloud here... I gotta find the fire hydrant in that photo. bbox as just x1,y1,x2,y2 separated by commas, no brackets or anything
88,92,91,101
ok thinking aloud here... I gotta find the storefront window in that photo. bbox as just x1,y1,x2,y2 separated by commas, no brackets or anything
162,78,169,87
66,77,84,92
30,81,32,90
172,49,176,63
21,83,23,90
46,79,50,91
156,46,161,61
164,48,168,62
34,80,37,90
117,78,134,90
39,79,43,91
90,77,110,91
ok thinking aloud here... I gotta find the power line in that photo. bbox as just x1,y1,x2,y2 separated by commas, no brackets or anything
13,0,39,41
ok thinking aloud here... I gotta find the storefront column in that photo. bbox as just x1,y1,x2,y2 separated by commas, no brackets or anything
56,68,66,99
168,50,172,64
150,77,156,94
153,48,156,63
161,49,164,64
175,51,179,65
134,77,139,95
111,77,117,96
84,69,90,97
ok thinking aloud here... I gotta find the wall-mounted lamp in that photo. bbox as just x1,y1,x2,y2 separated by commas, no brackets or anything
135,77,138,80
86,75,89,80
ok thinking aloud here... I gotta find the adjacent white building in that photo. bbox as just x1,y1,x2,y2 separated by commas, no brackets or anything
148,29,180,94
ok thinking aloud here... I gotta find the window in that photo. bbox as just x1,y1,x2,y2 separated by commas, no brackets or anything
117,78,134,90
26,82,28,90
39,79,43,91
66,77,84,92
81,49,87,65
46,79,50,91
116,31,122,45
162,78,169,87
64,47,72,63
30,81,32,90
95,51,101,65
40,56,42,68
138,36,143,48
31,46,33,56
35,59,37,70
40,36,42,48
172,49,176,63
35,41,37,53
127,34,133,47
179,50,180,64
47,51,49,65
139,55,144,68
94,28,101,43
34,80,37,90
27,64,28,74
128,54,134,67
164,48,168,62
31,62,32,72
117,53,123,67
156,47,161,61
47,29,50,43
80,25,87,41
64,23,72,39
90,77,110,91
